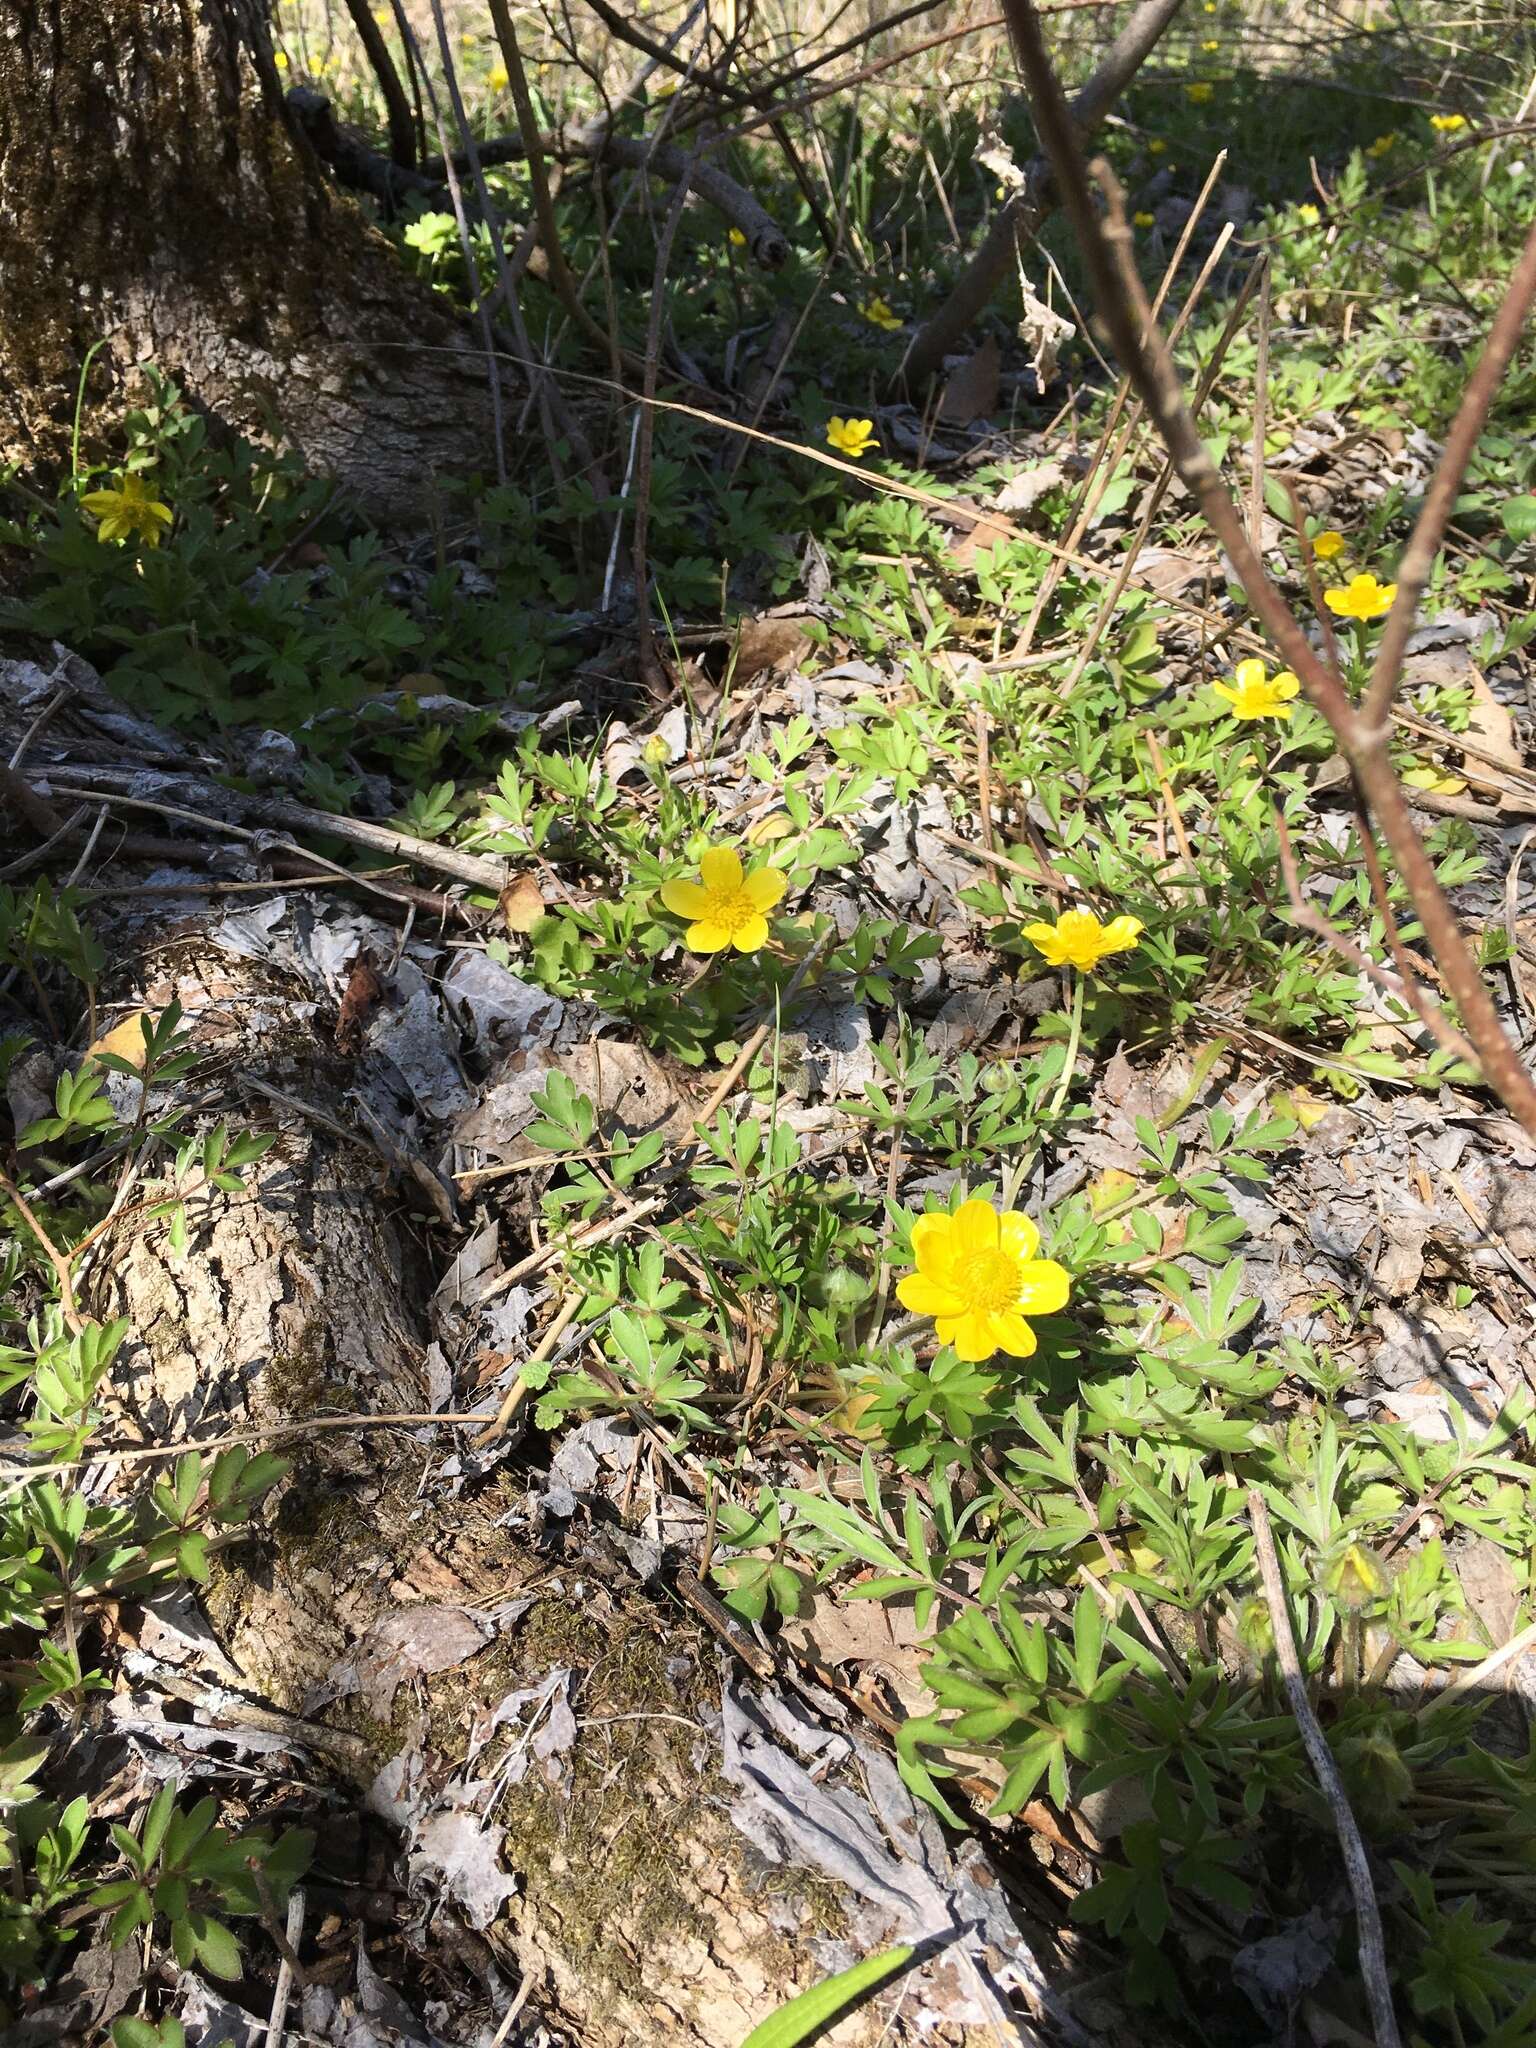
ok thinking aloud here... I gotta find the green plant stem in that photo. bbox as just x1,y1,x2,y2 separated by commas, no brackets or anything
1047,969,1085,1123
70,340,107,488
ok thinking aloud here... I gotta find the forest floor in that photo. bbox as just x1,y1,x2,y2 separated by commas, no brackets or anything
6,4,1536,2046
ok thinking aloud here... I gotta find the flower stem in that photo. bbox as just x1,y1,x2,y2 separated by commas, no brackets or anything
1047,969,1085,1124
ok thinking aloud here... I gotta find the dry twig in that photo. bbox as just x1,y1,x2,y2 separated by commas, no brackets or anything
1248,1492,1403,2048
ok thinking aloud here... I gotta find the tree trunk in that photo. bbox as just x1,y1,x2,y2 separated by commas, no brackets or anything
83,894,1019,2048
0,0,498,510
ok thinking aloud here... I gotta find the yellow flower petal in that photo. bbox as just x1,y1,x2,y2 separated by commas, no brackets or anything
990,1311,1040,1359
1015,1259,1072,1317
951,1197,1000,1255
1234,657,1267,691
1211,680,1239,706
686,919,734,952
659,879,711,919
1100,916,1145,954
911,1213,957,1275
742,867,786,912
896,1273,966,1317
946,1311,1001,1363
729,912,769,954
999,1211,1041,1262
698,846,743,893
1021,920,1066,965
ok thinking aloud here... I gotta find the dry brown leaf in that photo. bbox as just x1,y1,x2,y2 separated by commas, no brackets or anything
727,613,814,689
1463,667,1521,800
500,871,546,933
336,950,385,1055
88,1010,154,1069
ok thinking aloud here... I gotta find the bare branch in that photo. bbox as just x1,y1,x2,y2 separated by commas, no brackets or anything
903,0,1184,383
1362,213,1536,727
998,0,1536,1142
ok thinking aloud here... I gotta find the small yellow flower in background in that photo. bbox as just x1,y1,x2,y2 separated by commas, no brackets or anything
1202,37,1220,50
1134,210,1156,228
728,226,747,248
897,1198,1071,1363
81,472,173,547
1297,203,1321,226
1430,113,1467,134
651,73,679,98
1325,572,1397,621
1148,138,1167,154
1312,528,1345,560
1022,908,1144,974
1213,658,1301,721
1367,132,1397,158
862,296,903,331
488,62,509,90
659,846,785,954
274,48,289,69
826,416,879,459
1186,81,1214,103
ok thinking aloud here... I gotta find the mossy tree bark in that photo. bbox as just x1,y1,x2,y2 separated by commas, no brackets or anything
0,0,498,509
89,899,949,2048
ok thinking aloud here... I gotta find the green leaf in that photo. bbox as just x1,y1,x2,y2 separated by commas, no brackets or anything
1500,494,1536,542
185,1910,243,1980
737,1945,917,2048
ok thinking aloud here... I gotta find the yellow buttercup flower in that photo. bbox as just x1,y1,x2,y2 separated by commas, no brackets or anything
1213,658,1301,721
1367,132,1397,158
1325,572,1397,621
488,62,509,90
659,846,785,954
81,472,173,547
826,416,879,458
1134,210,1156,228
862,296,903,332
1430,113,1467,134
1202,37,1220,50
1297,203,1320,226
1186,81,1214,103
1312,528,1345,560
728,226,747,247
1148,138,1167,154
897,1198,1071,1363
1022,908,1143,974
274,48,289,69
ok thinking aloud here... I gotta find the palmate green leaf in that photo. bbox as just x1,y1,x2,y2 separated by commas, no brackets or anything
737,1944,916,2048
783,1492,909,1575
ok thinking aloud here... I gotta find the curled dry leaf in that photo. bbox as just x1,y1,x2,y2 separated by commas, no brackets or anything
500,871,546,933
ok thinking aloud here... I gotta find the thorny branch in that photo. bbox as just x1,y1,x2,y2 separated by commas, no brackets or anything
999,0,1536,1143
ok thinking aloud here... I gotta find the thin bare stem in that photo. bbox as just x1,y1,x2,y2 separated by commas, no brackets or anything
1248,1493,1403,2048
1362,211,1536,728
